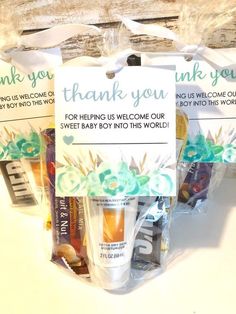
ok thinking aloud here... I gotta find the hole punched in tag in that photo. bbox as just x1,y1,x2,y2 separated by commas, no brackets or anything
105,54,141,79
106,71,115,79
184,54,193,62
127,54,141,66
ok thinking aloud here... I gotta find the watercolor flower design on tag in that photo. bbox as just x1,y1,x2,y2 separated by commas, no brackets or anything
182,130,236,163
0,127,42,160
56,151,175,197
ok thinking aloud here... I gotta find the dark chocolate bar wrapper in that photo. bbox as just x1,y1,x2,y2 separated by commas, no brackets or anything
45,129,88,276
132,196,167,270
0,160,37,206
178,162,213,208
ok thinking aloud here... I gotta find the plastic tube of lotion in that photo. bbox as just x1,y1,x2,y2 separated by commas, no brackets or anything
84,196,138,290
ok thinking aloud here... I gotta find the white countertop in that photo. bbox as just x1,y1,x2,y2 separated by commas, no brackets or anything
0,177,235,314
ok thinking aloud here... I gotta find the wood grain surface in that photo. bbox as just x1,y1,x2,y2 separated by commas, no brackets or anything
2,0,236,60
14,0,180,30
54,19,236,62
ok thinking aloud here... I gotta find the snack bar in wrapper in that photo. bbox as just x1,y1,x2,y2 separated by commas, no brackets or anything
45,129,88,276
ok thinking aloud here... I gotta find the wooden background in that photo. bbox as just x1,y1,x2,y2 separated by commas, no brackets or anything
4,0,236,62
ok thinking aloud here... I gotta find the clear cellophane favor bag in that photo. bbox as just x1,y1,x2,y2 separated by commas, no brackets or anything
46,24,183,292
136,0,235,214
44,127,177,291
0,3,102,223
175,0,233,214
0,5,47,216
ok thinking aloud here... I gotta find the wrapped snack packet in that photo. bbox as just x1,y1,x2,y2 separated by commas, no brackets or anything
131,111,188,275
45,129,89,276
0,127,44,213
178,162,213,208
132,196,170,271
0,159,37,206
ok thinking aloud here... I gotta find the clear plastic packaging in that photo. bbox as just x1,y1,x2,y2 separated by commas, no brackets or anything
0,5,182,293
44,128,89,275
48,28,188,291
0,6,101,220
0,9,59,216
47,132,173,290
120,5,235,215
47,102,184,291
225,163,236,178
176,162,226,214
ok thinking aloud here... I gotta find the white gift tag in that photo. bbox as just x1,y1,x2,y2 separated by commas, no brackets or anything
0,48,62,160
55,66,176,197
142,48,236,163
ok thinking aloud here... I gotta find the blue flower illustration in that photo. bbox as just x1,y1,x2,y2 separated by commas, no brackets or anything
148,168,174,195
182,133,235,163
57,166,85,195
